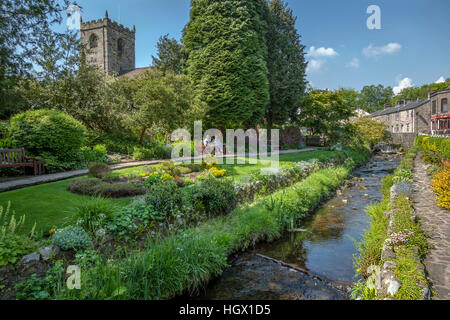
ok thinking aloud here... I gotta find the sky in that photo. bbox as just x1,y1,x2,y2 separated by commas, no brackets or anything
57,0,450,92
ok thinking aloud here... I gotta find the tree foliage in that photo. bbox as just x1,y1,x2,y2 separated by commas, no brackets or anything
183,0,270,128
392,80,450,105
121,70,198,143
264,0,307,129
299,89,355,143
359,84,393,113
0,0,68,116
152,34,187,75
349,116,390,148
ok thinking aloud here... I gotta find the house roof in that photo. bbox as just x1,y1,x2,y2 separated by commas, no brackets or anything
371,99,429,117
119,66,153,78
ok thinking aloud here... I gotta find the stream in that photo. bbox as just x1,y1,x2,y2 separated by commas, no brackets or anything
194,153,401,300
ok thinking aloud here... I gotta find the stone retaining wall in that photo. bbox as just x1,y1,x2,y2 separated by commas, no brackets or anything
376,185,430,299
392,133,417,149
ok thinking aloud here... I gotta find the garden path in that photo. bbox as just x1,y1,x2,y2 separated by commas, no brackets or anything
0,148,317,192
413,153,450,300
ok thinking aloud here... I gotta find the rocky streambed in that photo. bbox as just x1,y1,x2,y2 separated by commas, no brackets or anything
193,153,401,300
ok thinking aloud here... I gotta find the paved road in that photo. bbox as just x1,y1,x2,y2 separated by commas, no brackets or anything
0,148,317,192
413,153,450,300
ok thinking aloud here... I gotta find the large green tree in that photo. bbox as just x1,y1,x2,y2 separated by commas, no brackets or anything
0,0,68,117
359,84,393,113
152,34,187,75
299,89,355,143
183,0,269,129
122,70,196,144
264,0,307,129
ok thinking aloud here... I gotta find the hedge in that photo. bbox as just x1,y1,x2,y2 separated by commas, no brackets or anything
414,136,450,160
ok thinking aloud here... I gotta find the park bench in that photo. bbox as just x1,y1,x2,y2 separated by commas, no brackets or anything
0,148,45,175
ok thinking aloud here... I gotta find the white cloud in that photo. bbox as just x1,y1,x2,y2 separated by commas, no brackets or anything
363,42,402,57
306,59,325,73
308,46,339,58
346,58,360,69
435,76,445,83
393,77,413,95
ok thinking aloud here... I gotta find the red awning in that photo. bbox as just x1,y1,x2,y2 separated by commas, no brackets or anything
431,115,450,121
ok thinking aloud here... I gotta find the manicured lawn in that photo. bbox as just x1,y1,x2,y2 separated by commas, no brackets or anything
0,178,131,236
0,149,336,236
219,149,340,181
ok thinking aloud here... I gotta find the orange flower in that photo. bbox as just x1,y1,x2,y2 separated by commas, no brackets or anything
50,228,56,233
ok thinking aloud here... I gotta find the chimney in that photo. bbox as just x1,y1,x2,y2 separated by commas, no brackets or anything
404,98,414,105
384,103,392,109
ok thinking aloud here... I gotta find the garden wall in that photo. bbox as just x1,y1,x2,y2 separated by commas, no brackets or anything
392,133,417,149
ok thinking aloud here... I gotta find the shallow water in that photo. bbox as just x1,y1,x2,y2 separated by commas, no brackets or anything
194,154,401,300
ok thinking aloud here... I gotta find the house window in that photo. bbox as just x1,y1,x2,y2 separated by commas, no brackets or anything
406,111,409,119
386,115,390,121
407,124,410,132
89,34,98,49
432,100,437,114
442,98,448,113
396,113,399,121
396,125,399,132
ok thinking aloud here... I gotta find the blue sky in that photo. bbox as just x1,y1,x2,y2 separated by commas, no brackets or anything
58,0,450,92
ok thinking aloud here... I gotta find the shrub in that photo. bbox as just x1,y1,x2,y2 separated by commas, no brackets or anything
133,144,166,161
8,109,86,171
142,171,173,188
88,162,112,178
209,167,227,177
82,144,108,164
187,177,237,218
159,161,181,176
431,162,450,210
67,178,145,198
415,136,450,161
52,226,92,251
145,182,184,217
73,197,118,235
0,234,36,266
184,163,202,172
177,166,193,175
0,202,37,266
107,201,163,239
15,261,65,300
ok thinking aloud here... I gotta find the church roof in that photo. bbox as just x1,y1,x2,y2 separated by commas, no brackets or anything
119,67,153,78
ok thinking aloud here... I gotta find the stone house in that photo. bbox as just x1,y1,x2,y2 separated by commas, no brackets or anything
430,87,450,135
371,98,430,135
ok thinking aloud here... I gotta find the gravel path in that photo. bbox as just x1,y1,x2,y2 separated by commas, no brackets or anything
413,153,450,300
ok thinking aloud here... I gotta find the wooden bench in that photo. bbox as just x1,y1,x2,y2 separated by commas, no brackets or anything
0,148,45,175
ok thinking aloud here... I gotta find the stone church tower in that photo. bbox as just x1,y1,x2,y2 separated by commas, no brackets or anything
80,11,135,75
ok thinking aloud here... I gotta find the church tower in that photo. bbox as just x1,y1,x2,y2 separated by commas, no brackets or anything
80,10,135,75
